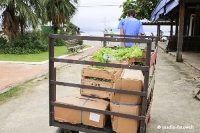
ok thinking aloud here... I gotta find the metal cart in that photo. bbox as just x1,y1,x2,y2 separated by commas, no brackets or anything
49,34,158,133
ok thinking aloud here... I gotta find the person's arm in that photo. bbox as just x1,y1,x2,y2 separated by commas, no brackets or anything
118,19,126,47
136,21,144,47
120,28,125,47
135,33,141,47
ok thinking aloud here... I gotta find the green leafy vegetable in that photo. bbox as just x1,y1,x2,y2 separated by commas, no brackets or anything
92,45,143,62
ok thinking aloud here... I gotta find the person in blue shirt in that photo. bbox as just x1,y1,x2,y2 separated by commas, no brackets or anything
118,9,144,48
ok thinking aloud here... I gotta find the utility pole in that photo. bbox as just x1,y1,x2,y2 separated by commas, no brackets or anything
100,17,110,29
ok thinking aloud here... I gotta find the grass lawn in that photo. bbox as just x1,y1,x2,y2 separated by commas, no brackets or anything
0,45,91,62
0,75,49,105
0,80,34,105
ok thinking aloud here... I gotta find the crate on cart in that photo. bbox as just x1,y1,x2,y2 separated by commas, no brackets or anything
81,67,123,99
89,47,146,65
49,34,158,133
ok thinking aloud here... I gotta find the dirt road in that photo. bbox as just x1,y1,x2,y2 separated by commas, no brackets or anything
0,46,200,133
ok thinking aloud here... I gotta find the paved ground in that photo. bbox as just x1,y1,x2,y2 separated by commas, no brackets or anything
146,48,200,133
0,44,101,94
1,41,199,93
0,41,200,133
158,41,200,71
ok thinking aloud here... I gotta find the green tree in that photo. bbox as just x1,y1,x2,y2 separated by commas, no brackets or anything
43,0,79,33
0,0,44,40
119,0,159,20
64,22,78,35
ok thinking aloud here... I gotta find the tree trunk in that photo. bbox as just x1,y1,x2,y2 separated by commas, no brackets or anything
54,26,58,34
20,24,24,35
53,20,59,34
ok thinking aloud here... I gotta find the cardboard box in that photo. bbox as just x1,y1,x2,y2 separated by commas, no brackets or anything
81,67,123,99
110,102,141,133
54,90,109,128
111,69,144,104
81,78,112,99
65,89,81,97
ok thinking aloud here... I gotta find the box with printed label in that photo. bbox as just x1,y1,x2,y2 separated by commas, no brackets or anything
54,90,109,128
111,69,144,104
110,102,141,133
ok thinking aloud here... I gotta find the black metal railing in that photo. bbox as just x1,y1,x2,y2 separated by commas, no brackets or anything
49,34,158,133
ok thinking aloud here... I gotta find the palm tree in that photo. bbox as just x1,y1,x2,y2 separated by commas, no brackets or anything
43,0,78,33
0,0,44,40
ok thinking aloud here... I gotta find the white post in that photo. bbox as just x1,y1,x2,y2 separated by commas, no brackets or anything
189,14,194,36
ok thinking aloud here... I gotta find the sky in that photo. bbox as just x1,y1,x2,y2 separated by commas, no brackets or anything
71,0,174,35
0,0,173,35
71,0,123,32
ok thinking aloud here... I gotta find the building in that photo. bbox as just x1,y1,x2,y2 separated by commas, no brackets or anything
151,0,200,62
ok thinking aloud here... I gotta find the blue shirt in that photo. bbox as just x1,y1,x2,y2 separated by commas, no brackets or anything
118,17,144,47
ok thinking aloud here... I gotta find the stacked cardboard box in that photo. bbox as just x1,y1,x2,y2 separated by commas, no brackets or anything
54,67,144,132
54,89,109,128
54,65,123,129
81,66,123,99
110,69,144,133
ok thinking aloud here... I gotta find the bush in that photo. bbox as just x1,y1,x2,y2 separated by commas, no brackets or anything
54,38,66,46
33,40,48,52
78,40,83,45
0,36,9,49
0,32,49,54
0,33,10,51
0,30,82,55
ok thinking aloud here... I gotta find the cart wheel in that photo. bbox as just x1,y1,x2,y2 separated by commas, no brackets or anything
137,126,146,133
145,125,147,133
148,115,150,122
63,129,79,133
55,128,64,133
72,131,79,133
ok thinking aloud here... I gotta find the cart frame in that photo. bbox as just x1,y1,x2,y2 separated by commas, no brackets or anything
49,34,158,133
